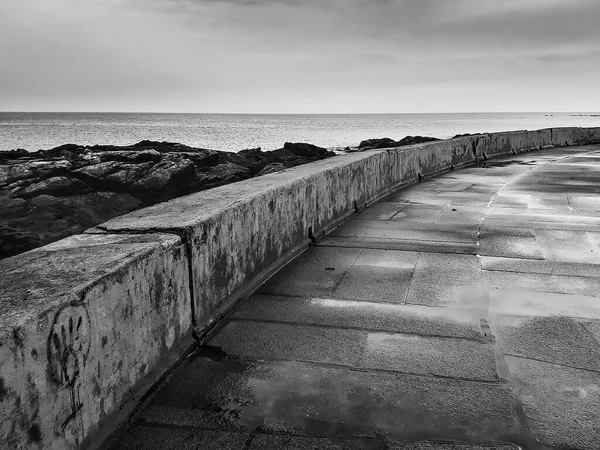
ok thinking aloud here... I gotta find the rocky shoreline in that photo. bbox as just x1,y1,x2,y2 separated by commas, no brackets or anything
0,136,437,259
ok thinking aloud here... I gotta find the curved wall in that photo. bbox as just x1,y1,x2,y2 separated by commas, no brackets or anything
1,126,599,449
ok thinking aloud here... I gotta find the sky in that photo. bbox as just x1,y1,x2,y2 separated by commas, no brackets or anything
1,0,599,113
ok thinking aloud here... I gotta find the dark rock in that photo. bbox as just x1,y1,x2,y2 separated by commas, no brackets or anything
0,160,72,186
452,133,483,139
358,137,397,150
206,163,252,185
13,176,88,199
258,163,286,176
355,136,440,151
30,195,59,208
131,155,196,191
283,142,331,158
396,136,441,146
0,149,28,160
1,140,335,259
97,150,162,163
0,197,27,210
0,224,42,258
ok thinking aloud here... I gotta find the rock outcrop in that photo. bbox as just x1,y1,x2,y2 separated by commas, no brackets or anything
0,141,335,259
353,135,440,151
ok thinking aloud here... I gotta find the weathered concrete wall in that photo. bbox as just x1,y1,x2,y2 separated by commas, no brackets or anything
93,126,600,334
0,234,193,449
0,126,599,449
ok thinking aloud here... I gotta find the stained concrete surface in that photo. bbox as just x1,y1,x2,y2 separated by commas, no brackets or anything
0,233,193,449
112,145,600,450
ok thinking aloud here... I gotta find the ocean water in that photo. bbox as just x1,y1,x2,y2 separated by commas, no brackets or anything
1,112,599,152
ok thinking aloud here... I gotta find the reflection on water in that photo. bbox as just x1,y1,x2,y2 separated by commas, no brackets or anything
157,356,520,443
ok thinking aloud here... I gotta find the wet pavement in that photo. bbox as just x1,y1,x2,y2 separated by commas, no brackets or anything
110,145,600,450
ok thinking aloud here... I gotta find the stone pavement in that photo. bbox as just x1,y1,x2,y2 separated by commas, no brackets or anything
110,145,600,450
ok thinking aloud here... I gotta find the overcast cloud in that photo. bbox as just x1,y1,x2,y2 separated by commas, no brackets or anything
1,0,599,113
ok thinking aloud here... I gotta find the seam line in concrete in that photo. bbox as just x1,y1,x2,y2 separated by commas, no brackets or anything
402,252,420,306
93,224,202,340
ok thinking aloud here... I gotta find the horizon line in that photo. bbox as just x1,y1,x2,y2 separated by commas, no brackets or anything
2,110,600,115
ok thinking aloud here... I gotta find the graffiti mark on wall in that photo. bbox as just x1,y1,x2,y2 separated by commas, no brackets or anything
47,304,91,438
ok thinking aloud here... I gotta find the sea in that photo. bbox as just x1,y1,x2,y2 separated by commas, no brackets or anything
1,112,599,153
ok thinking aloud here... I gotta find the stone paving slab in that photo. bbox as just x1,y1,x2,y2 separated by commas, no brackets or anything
483,269,600,297
209,321,499,381
478,226,544,260
489,289,600,319
209,321,367,366
405,252,486,308
384,190,493,207
488,194,531,209
535,229,600,263
258,246,363,298
319,236,479,254
568,195,600,210
361,332,498,381
332,264,414,303
139,404,236,429
505,356,600,450
260,247,419,303
248,434,382,450
390,442,520,450
386,205,446,223
492,315,600,371
232,295,483,340
330,220,479,243
111,426,249,450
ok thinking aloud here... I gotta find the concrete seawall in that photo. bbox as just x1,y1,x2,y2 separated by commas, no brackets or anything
1,126,599,449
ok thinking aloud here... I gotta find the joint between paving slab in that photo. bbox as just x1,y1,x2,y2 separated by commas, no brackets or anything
327,248,364,295
401,251,420,305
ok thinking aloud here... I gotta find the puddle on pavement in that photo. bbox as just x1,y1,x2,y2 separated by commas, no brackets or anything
152,355,522,446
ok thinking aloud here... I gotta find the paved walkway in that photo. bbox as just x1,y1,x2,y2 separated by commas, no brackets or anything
112,145,600,450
